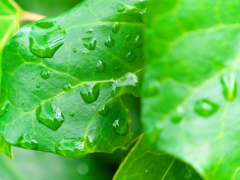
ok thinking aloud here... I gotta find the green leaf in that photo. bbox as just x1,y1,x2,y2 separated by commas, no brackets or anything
0,0,22,159
143,0,240,179
114,135,202,180
1,0,145,158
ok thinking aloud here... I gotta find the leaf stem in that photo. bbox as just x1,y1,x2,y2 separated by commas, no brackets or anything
21,11,46,22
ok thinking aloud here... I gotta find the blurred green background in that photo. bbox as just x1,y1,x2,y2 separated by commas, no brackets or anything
0,0,142,179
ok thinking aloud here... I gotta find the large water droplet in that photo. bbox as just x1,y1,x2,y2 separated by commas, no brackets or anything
139,8,146,21
112,118,129,136
63,84,73,91
98,105,109,116
171,107,184,123
40,70,51,79
80,83,100,103
29,21,65,58
195,99,219,117
126,52,137,63
82,37,97,50
96,60,106,73
220,71,237,101
0,100,9,117
134,34,144,48
18,133,38,149
117,4,126,12
125,35,131,41
112,22,120,34
104,36,115,48
36,101,65,131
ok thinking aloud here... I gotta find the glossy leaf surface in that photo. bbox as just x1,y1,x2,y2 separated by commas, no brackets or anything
143,0,240,179
114,135,202,180
2,0,145,157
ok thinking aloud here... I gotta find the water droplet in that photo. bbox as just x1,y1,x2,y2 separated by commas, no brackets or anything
36,84,40,88
98,105,109,116
63,84,73,91
36,101,65,131
77,162,89,175
70,111,75,117
0,100,9,117
195,99,219,117
80,83,100,103
86,29,93,33
171,107,184,123
134,34,144,48
96,60,106,72
18,133,38,149
126,52,137,63
104,36,115,48
29,21,65,58
117,4,126,12
72,48,77,53
144,79,160,97
112,118,129,136
139,8,146,21
112,22,120,34
125,35,131,41
82,37,97,50
40,70,51,79
220,71,237,101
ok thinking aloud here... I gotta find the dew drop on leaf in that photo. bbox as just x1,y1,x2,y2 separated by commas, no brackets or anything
139,8,146,21
63,84,73,91
98,105,109,116
40,69,51,79
144,79,160,97
70,111,75,117
134,34,144,48
117,4,126,13
220,71,237,101
86,29,93,33
82,37,97,50
126,52,137,63
72,48,77,53
171,107,184,123
96,60,106,72
0,100,10,117
17,133,38,150
112,22,120,34
195,99,219,117
104,35,115,48
36,101,65,131
29,21,65,58
125,34,131,41
112,118,129,136
36,84,40,88
79,83,100,103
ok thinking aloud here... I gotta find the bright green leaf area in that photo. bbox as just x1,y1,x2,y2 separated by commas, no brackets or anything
1,0,145,158
143,0,240,179
114,135,202,180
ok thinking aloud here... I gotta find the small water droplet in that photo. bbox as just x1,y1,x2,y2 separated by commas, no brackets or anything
134,34,144,48
70,111,75,117
144,79,160,97
29,21,65,58
0,100,9,117
117,4,126,12
125,35,131,41
104,36,115,48
112,118,129,136
80,83,100,103
96,60,106,72
63,84,73,91
86,29,93,33
195,99,219,117
171,107,184,123
220,71,237,101
126,52,137,63
40,70,51,79
18,133,38,149
139,8,146,21
98,105,109,116
145,170,148,173
82,37,97,50
36,101,65,131
72,48,77,53
77,162,89,175
112,22,120,34
36,84,40,88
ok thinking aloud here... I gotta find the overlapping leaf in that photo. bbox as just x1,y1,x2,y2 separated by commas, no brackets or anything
1,0,145,158
143,0,240,179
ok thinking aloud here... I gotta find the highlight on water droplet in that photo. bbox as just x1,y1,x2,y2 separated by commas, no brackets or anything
79,83,100,103
171,107,185,123
0,100,10,117
98,105,109,116
72,48,77,53
134,34,144,48
126,52,137,63
112,118,129,136
104,35,115,48
36,101,65,131
117,4,126,13
220,71,237,101
40,69,51,79
18,133,38,150
125,35,131,41
82,37,97,50
96,60,106,73
195,99,219,117
112,22,120,34
29,21,65,58
63,84,73,91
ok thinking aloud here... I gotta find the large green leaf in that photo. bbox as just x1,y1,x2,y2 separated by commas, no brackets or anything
0,0,22,159
1,0,145,158
114,135,202,180
143,0,240,179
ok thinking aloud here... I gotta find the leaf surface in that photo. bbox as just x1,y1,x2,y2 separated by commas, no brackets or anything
143,0,240,179
1,0,145,158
